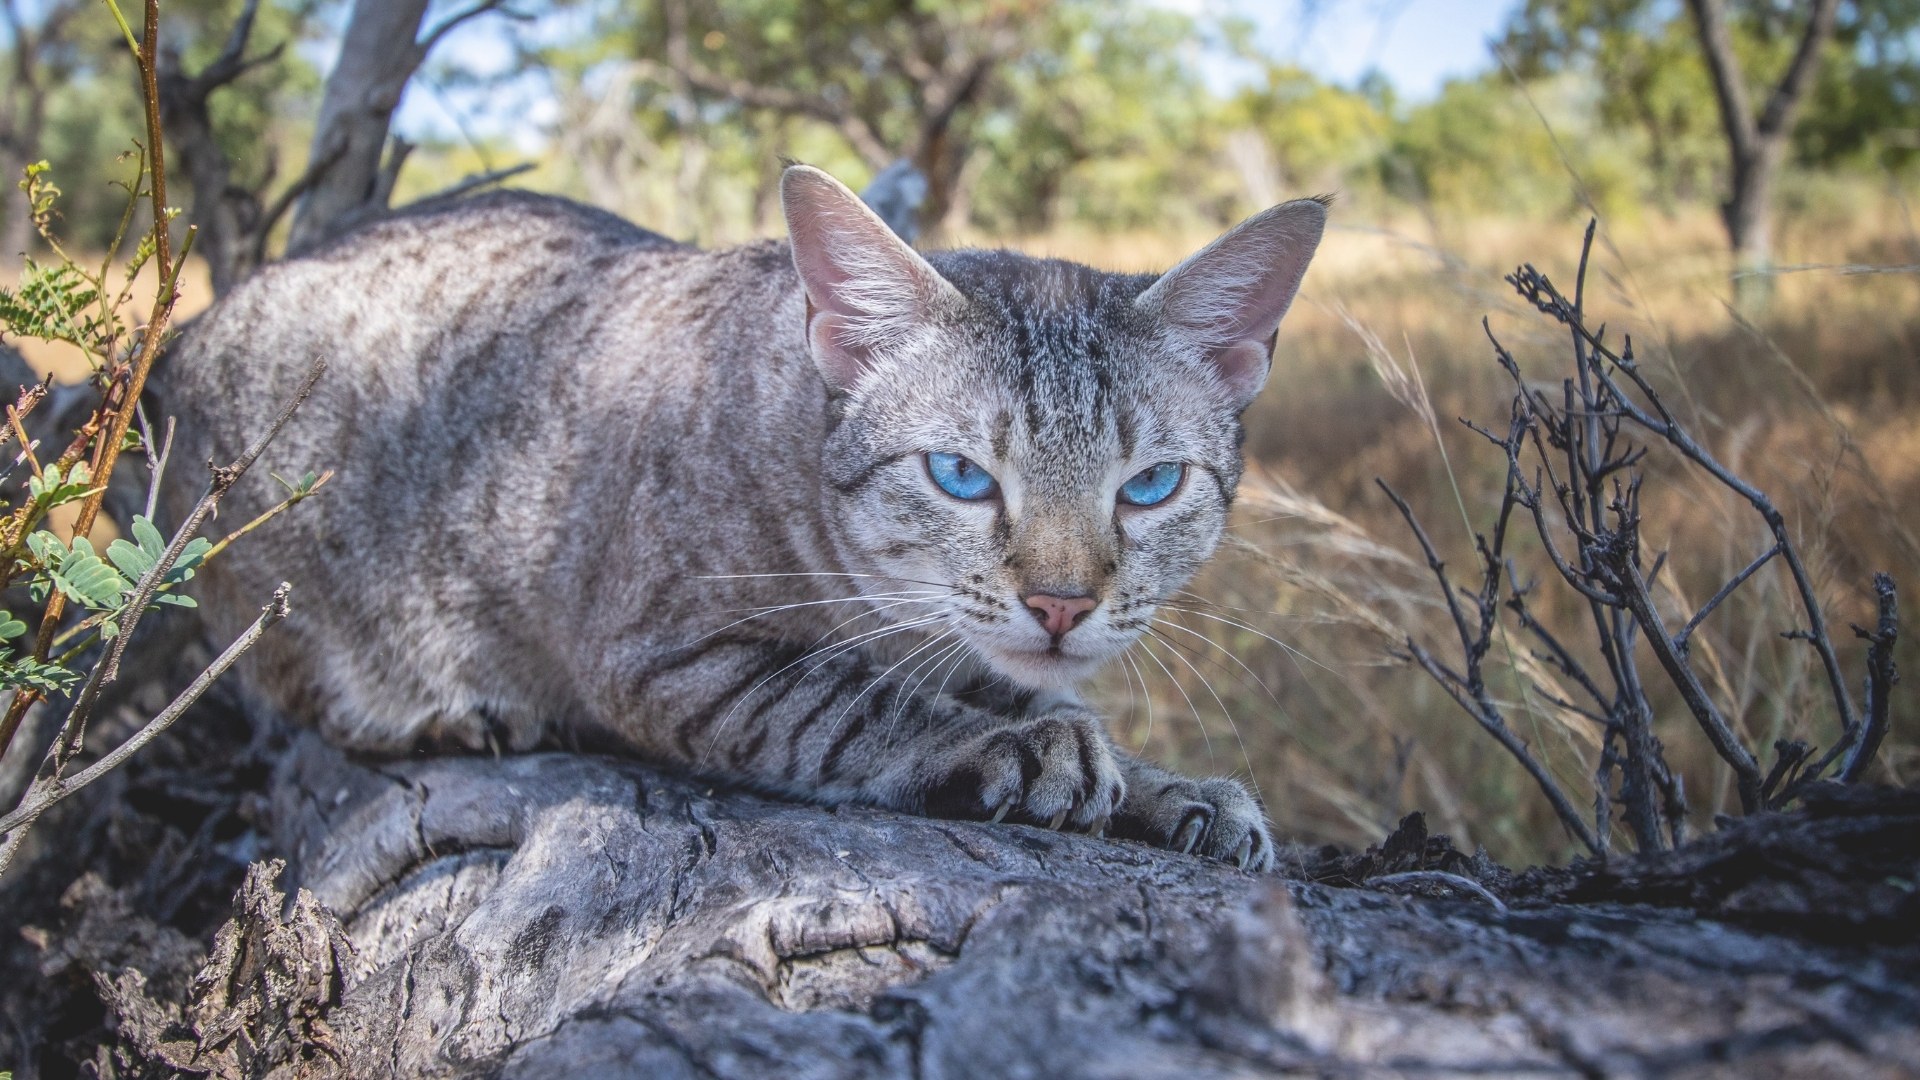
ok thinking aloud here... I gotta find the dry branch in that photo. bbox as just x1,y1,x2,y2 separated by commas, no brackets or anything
1385,223,1899,853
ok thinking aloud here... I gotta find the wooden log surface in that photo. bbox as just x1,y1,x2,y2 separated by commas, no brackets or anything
111,731,1903,1079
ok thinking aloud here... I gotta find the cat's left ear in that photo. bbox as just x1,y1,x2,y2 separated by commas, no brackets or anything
1136,196,1328,410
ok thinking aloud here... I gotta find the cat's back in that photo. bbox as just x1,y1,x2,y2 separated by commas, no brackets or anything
167,191,683,445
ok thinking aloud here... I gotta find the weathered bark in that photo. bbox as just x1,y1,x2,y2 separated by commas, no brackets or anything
88,731,1903,1078
5,685,1918,1079
1683,0,1840,308
286,0,519,254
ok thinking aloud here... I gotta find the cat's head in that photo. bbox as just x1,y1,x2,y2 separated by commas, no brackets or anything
783,165,1324,691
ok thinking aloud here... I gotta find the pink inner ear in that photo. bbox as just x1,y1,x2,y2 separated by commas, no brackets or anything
1212,339,1273,403
807,309,872,392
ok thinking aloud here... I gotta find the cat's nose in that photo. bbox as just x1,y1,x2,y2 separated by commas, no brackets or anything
1023,593,1098,639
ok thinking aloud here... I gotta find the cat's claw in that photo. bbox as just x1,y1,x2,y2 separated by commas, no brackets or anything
1113,773,1276,872
1174,811,1208,854
921,707,1124,832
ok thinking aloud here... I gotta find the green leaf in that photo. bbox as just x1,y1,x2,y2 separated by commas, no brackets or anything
106,536,153,579
0,655,84,696
170,536,212,576
131,514,165,556
0,259,105,352
0,611,27,640
26,459,96,510
35,533,135,611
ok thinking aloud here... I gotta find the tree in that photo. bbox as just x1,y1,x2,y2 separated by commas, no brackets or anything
614,0,1052,237
0,0,87,261
1683,0,1839,305
149,0,521,293
1501,0,1849,304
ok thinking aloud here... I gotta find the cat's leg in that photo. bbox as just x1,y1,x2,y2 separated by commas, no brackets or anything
1107,749,1276,871
602,634,1124,831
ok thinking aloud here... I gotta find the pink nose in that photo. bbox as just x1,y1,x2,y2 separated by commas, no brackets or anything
1024,593,1098,638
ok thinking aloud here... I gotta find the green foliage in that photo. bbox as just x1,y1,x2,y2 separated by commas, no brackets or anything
26,462,98,511
0,153,210,699
0,656,84,696
1501,0,1920,181
0,258,106,360
1227,64,1390,194
23,516,207,643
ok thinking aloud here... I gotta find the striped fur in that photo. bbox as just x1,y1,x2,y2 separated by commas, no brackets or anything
160,171,1325,870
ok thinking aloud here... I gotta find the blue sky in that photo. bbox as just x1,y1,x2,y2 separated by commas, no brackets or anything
1230,0,1519,98
398,0,1523,147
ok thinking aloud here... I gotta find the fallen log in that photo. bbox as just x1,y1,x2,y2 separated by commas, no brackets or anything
87,730,1916,1078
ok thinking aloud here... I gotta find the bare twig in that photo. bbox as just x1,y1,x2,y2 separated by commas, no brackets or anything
101,357,326,683
203,469,334,563
250,135,348,266
1378,478,1601,855
1511,262,1860,741
404,162,533,207
1676,542,1781,653
1840,574,1899,783
416,0,520,58
1602,551,1762,812
1368,870,1509,914
0,583,290,877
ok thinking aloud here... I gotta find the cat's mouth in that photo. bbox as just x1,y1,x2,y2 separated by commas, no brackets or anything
980,641,1106,689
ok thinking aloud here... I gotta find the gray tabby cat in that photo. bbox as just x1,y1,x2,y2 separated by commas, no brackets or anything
163,166,1325,871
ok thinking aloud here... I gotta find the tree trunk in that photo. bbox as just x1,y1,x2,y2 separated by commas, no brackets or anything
285,0,431,253
158,54,250,296
0,143,32,262
1726,139,1782,311
1684,0,1839,311
78,730,1914,1078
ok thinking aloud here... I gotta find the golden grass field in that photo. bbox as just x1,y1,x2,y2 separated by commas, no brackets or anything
9,189,1916,866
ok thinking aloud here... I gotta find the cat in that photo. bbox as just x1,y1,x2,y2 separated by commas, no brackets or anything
161,166,1326,871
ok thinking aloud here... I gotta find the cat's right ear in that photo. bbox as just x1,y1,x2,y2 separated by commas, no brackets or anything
782,164,962,393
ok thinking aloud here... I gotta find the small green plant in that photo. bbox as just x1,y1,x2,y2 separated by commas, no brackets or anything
0,3,319,878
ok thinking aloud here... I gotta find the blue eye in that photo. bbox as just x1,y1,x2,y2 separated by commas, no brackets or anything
926,452,999,500
1119,462,1184,507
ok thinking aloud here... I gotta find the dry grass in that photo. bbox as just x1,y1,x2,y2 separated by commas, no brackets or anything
1062,196,1920,864
7,194,1912,866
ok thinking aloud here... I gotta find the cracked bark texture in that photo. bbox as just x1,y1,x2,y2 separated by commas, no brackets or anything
247,731,1919,1079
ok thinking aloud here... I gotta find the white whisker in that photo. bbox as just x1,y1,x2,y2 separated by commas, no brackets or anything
695,613,949,768
1120,648,1156,753
1158,601,1340,677
1152,617,1280,705
1145,626,1263,803
1136,636,1214,766
819,624,961,755
882,633,968,750
684,591,947,648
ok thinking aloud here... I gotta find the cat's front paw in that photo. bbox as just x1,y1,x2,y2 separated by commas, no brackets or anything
1114,773,1275,871
920,708,1124,832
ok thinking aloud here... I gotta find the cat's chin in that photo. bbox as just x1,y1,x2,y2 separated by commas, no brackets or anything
981,646,1106,691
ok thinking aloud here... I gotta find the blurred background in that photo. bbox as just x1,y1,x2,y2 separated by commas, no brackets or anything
3,0,1915,863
